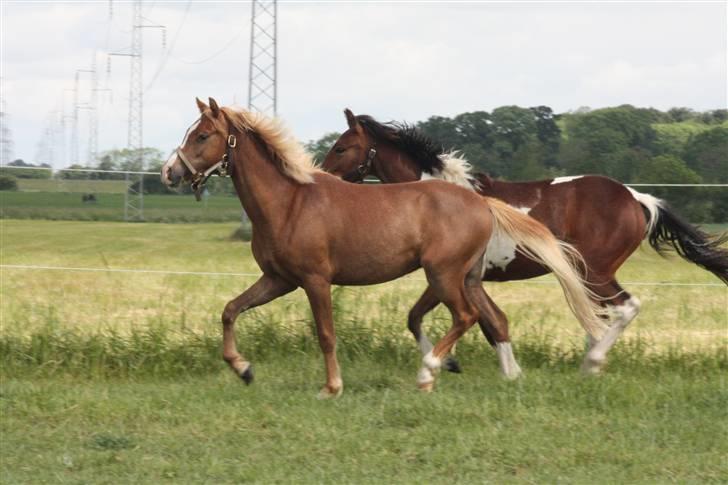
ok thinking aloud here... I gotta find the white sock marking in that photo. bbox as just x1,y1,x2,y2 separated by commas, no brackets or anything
418,334,434,356
584,297,641,370
423,351,441,370
496,342,522,379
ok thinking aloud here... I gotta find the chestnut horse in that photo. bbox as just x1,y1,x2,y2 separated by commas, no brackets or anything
161,98,605,396
322,110,728,374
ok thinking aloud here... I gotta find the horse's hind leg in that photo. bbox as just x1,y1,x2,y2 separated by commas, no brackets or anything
407,287,462,373
417,261,483,391
466,283,522,380
582,279,641,374
221,274,295,383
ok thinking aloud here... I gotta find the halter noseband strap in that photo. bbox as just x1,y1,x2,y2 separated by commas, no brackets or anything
342,146,377,183
178,134,237,201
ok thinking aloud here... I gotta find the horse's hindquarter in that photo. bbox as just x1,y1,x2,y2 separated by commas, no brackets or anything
482,175,645,280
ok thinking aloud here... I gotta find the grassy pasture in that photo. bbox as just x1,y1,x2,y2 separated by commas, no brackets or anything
1,219,727,483
0,191,242,222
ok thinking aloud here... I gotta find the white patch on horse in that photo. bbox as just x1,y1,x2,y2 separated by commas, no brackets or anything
484,229,518,271
181,119,201,148
551,176,584,185
482,205,532,272
496,342,522,379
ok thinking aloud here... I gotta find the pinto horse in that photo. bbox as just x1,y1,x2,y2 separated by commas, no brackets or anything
161,98,605,395
322,110,728,374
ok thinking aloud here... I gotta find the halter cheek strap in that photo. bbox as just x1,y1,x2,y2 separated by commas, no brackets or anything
342,147,377,183
178,134,237,201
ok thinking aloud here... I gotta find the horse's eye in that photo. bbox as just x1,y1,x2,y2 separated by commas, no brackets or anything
334,146,346,154
197,133,209,142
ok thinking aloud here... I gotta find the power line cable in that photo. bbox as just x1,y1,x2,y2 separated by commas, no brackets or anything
145,0,192,92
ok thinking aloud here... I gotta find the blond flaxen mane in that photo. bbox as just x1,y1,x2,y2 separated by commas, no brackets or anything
223,107,321,184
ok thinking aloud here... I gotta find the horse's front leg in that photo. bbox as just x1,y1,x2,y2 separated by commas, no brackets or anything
303,278,342,399
221,273,295,383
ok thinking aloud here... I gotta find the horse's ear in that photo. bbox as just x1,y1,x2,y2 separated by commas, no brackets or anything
196,97,208,113
344,108,359,129
208,97,221,117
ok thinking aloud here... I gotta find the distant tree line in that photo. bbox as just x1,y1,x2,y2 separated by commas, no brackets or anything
306,105,728,222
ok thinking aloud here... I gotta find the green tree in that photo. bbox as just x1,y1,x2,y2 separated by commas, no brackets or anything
683,126,728,183
95,147,164,178
305,132,341,164
560,105,657,181
417,116,460,151
635,155,708,221
530,106,561,168
0,174,18,191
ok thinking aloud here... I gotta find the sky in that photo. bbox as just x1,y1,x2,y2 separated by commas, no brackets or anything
1,1,726,168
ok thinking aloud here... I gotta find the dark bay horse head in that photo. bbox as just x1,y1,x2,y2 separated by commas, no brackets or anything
321,109,446,183
161,97,235,194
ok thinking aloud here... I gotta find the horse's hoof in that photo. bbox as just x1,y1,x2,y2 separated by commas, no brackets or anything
239,365,254,385
317,386,342,400
503,369,523,381
581,354,605,375
581,362,603,376
418,381,434,393
443,356,462,374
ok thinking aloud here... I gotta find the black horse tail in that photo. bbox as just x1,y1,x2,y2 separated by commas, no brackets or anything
629,188,728,285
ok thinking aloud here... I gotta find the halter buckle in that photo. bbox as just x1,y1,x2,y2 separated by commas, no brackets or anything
227,135,237,148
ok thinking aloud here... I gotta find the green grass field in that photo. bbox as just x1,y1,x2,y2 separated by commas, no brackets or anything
1,219,726,483
0,191,242,222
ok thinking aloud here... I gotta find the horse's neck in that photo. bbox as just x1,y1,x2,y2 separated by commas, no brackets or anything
374,143,421,183
231,135,297,229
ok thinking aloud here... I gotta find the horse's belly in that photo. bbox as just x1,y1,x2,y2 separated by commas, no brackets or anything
332,257,420,286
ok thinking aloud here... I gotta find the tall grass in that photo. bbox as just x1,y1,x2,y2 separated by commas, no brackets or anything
3,301,725,380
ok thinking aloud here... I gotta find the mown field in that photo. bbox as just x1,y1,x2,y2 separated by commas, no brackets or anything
1,219,727,483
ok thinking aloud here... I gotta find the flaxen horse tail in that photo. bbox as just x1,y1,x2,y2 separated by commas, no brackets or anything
629,189,728,285
484,196,609,339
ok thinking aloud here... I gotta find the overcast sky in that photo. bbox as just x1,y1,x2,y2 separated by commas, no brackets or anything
1,1,726,167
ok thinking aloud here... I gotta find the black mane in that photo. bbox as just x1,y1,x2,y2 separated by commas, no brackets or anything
355,115,445,174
